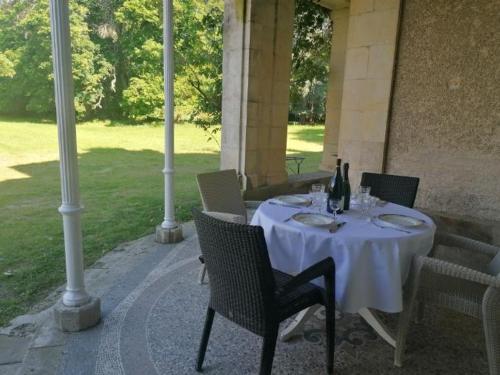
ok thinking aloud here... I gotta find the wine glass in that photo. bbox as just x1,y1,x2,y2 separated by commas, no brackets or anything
328,199,340,220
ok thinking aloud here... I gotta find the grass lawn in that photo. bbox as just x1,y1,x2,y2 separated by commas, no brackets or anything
0,118,324,326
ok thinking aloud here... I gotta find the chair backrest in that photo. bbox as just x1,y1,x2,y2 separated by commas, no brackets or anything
360,172,419,208
193,209,277,336
196,169,247,222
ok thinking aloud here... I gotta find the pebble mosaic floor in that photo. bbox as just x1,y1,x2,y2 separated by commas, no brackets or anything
58,232,489,374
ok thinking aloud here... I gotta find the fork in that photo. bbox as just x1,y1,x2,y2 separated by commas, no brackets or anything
370,219,411,234
269,201,303,209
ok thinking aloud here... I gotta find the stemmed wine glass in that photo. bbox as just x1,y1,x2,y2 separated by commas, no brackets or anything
328,199,340,220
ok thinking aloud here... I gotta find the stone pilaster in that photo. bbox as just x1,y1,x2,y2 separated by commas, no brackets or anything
320,7,350,172
337,0,401,186
221,0,294,190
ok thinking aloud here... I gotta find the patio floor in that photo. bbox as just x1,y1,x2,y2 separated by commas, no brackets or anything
2,221,490,374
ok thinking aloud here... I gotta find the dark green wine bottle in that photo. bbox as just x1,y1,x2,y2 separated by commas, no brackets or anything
343,163,351,210
327,158,344,213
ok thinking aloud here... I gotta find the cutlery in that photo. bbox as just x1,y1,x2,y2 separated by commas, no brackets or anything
370,219,411,234
269,201,303,209
329,221,346,233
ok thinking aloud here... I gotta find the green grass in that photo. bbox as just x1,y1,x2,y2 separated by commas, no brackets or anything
0,118,324,326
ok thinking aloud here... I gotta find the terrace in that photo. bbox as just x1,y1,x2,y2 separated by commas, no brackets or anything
1,0,499,374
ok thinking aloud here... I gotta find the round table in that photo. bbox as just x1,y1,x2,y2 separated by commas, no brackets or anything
250,197,436,344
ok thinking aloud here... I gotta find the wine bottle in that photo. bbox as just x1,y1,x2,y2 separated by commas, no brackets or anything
343,162,351,211
327,158,344,214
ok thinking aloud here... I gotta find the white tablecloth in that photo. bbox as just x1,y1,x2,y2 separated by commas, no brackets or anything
250,199,436,313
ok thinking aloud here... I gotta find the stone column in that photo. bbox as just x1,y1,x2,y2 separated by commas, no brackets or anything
49,0,100,332
221,0,295,190
156,0,183,243
320,7,350,171
337,0,401,186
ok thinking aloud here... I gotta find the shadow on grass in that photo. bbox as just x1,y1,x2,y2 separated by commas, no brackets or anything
0,115,55,124
101,119,163,127
0,147,220,326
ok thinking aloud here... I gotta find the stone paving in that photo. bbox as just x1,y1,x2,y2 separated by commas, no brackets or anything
0,220,490,374
0,223,184,375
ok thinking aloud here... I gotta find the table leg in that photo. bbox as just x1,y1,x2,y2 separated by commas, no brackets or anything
280,305,322,341
280,306,396,347
358,307,396,348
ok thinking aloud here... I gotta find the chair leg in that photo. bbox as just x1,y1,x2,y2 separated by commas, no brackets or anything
482,287,500,375
394,300,415,367
324,274,335,374
198,264,207,284
414,302,425,323
395,257,422,367
259,327,279,375
196,307,215,372
325,296,335,374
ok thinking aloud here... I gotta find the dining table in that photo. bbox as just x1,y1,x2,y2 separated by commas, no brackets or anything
250,195,436,346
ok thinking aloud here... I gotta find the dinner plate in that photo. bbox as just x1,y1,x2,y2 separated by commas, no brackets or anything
273,195,312,206
292,213,335,227
376,214,425,228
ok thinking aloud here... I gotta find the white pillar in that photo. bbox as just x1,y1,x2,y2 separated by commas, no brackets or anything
50,0,100,331
156,0,183,243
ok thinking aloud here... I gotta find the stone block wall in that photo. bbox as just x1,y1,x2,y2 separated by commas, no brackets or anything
336,0,401,187
386,0,500,242
221,0,294,189
320,7,349,171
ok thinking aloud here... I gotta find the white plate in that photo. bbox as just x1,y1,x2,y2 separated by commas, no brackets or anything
273,195,312,206
292,213,335,227
376,214,425,228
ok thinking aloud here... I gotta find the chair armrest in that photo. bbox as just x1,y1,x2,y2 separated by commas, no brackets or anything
435,231,500,258
276,257,335,296
415,256,500,288
244,200,262,209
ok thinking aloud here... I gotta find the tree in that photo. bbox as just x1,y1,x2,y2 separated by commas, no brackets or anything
0,52,15,78
0,0,330,125
0,0,113,118
115,0,223,123
290,0,332,123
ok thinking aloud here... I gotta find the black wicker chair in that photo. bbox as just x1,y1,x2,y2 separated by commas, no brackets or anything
193,209,336,374
360,172,419,208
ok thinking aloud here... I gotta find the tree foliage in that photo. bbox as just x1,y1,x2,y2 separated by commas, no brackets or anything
0,0,330,124
0,0,113,118
290,0,332,123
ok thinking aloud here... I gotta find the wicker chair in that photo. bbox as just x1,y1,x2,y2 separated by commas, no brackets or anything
193,209,336,374
395,232,500,374
197,169,248,220
196,169,261,283
360,172,419,208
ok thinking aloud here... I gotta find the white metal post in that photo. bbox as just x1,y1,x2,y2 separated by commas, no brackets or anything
161,0,176,229
49,0,89,307
156,0,183,243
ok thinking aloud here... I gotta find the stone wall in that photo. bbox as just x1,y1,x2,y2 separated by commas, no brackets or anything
320,7,349,171
221,0,294,189
386,0,500,242
336,0,401,186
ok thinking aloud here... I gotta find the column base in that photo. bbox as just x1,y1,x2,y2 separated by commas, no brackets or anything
53,296,101,332
155,224,183,244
